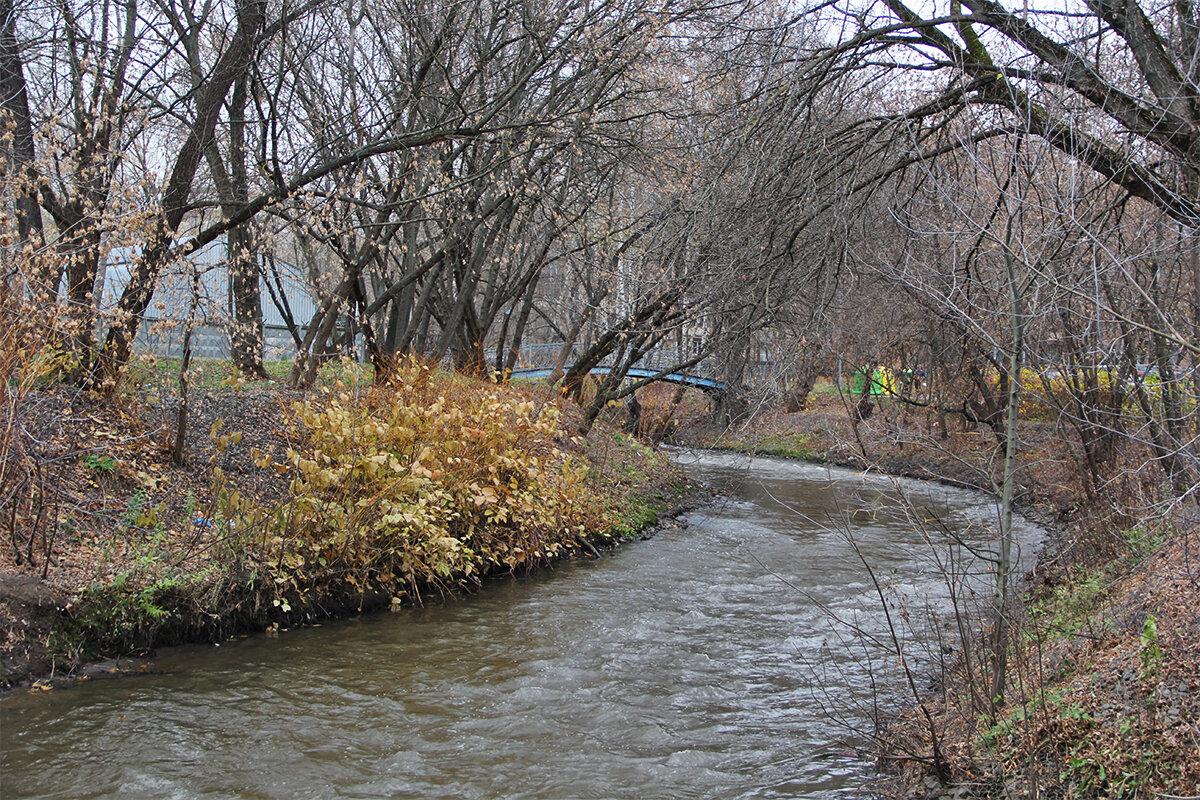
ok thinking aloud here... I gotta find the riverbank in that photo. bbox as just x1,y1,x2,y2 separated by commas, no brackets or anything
1,359,697,690
673,393,1200,799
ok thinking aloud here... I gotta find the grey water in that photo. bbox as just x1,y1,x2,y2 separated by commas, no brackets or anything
0,450,1041,799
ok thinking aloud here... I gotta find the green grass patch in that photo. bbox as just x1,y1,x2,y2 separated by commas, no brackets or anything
704,432,825,462
1025,568,1110,643
753,434,825,461
124,356,377,394
812,377,840,394
603,495,663,540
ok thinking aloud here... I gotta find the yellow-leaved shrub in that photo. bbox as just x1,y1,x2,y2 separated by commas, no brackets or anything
244,357,602,606
983,367,1187,419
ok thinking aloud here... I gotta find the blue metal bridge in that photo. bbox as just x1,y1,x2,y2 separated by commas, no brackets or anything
508,365,727,393
505,343,727,394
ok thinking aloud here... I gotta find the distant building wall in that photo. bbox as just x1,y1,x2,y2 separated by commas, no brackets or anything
97,239,318,361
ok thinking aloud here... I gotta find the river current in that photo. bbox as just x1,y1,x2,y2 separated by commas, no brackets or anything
1,450,1042,799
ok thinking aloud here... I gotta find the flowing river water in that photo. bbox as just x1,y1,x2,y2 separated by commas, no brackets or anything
1,451,1043,799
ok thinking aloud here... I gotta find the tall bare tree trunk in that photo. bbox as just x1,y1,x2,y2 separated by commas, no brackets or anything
97,0,266,388
990,237,1029,713
0,0,44,267
225,75,268,378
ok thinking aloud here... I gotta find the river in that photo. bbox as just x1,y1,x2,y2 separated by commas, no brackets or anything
0,450,1042,799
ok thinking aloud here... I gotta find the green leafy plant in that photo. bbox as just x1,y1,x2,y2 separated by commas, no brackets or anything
82,453,117,473
61,573,187,659
1140,613,1162,683
1026,569,1107,641
1123,526,1168,563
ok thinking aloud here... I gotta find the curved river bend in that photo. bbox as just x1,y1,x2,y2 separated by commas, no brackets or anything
1,451,1041,799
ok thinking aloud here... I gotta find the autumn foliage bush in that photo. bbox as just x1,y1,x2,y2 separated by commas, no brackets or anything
989,367,1184,420
225,357,605,610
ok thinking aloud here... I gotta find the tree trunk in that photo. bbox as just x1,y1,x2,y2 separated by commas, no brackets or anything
224,75,268,378
171,267,203,465
0,0,44,263
96,0,266,387
785,348,823,412
990,245,1028,714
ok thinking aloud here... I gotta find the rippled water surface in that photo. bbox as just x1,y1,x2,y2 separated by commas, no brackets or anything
1,451,1041,799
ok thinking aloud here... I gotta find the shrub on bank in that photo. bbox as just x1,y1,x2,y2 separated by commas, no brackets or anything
4,354,689,683
209,358,609,613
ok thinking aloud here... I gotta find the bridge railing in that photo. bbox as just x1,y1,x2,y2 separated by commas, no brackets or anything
509,342,728,381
